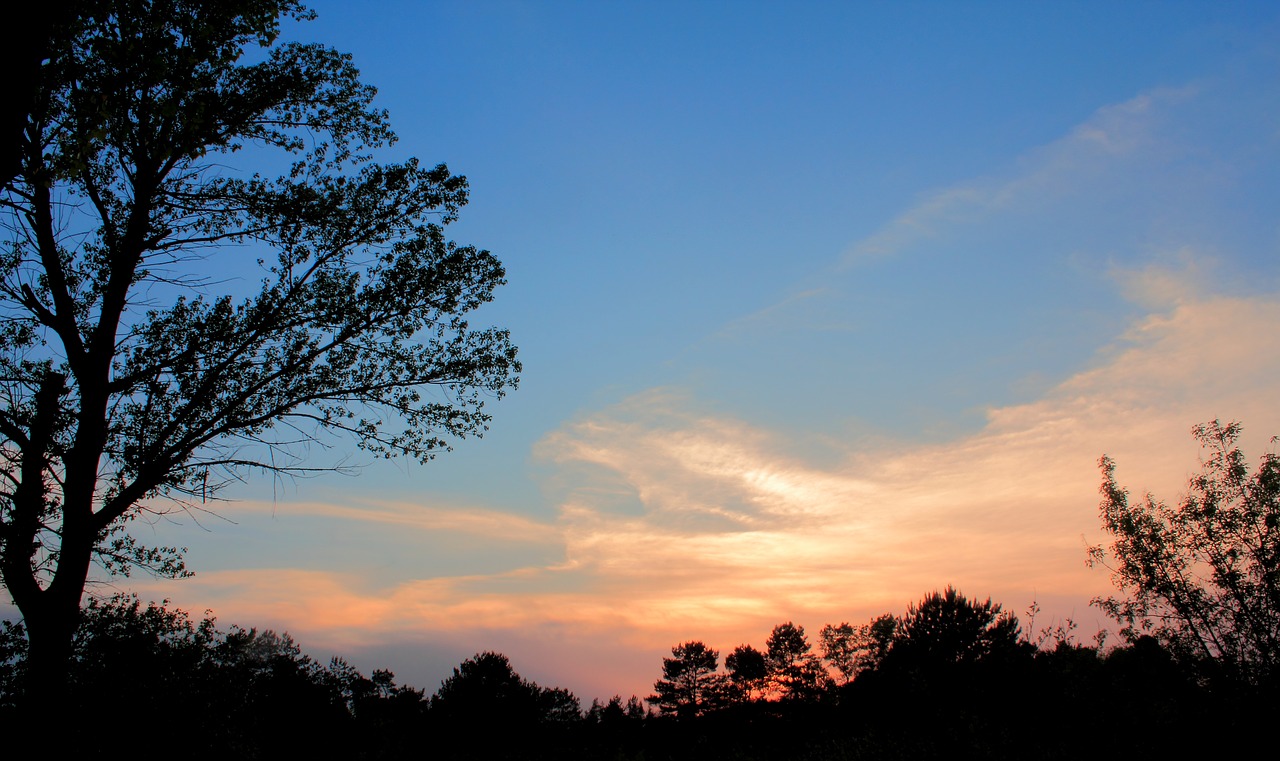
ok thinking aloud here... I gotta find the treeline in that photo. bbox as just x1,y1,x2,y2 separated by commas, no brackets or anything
640,586,1272,759
649,587,1021,716
0,596,599,759
2,588,1272,760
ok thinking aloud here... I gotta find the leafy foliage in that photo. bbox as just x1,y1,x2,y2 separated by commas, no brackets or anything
0,585,1212,759
0,594,422,756
433,651,542,723
820,613,896,684
1089,420,1280,684
885,586,1021,668
724,643,768,701
428,651,584,759
764,622,828,700
0,0,518,692
586,693,646,723
648,640,725,718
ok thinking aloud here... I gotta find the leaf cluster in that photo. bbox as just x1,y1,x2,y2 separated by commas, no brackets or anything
0,0,520,595
884,586,1021,669
1089,420,1280,684
0,593,426,755
649,640,727,718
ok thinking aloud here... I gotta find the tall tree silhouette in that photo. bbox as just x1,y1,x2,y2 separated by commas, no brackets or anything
725,643,768,701
0,0,519,704
765,622,828,700
649,640,725,718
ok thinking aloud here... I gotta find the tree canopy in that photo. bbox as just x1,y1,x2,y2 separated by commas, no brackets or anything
433,651,541,725
1090,420,1280,686
0,0,519,699
0,582,1260,759
884,587,1021,669
724,643,768,701
820,614,896,684
764,622,828,700
648,640,724,718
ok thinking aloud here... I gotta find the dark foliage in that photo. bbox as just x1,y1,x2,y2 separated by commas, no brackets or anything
764,621,829,701
0,595,422,757
725,642,768,701
5,423,1275,758
648,640,725,718
1090,420,1280,687
0,0,519,703
881,586,1023,671
3,585,1272,760
427,651,586,760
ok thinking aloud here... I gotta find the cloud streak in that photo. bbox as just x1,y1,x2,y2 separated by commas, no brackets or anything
121,69,1280,702
132,288,1280,700
842,86,1198,266
215,498,562,547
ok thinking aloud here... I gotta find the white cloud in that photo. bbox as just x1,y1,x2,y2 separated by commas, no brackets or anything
1107,250,1216,309
127,290,1280,702
842,86,1197,266
215,497,562,546
119,72,1280,703
215,296,1280,622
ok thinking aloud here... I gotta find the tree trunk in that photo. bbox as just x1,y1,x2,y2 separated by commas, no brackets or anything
13,584,83,735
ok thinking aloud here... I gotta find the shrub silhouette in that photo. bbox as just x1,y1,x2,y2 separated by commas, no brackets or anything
885,586,1022,669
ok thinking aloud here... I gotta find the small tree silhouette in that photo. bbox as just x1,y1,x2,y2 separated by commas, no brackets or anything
725,643,768,701
648,641,725,718
432,651,541,726
765,622,828,700
887,587,1021,668
1090,420,1280,685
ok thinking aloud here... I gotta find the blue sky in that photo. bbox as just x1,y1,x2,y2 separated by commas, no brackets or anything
56,1,1280,702
276,0,1280,483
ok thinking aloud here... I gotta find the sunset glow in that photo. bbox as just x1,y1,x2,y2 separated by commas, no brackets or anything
13,1,1280,704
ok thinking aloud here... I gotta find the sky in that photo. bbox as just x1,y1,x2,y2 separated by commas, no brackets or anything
19,0,1280,703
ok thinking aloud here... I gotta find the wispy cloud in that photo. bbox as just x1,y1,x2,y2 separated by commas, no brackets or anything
133,292,1280,700
215,498,562,546
122,73,1280,703
531,293,1280,643
842,86,1197,266
1106,250,1216,309
711,288,846,341
712,85,1215,352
